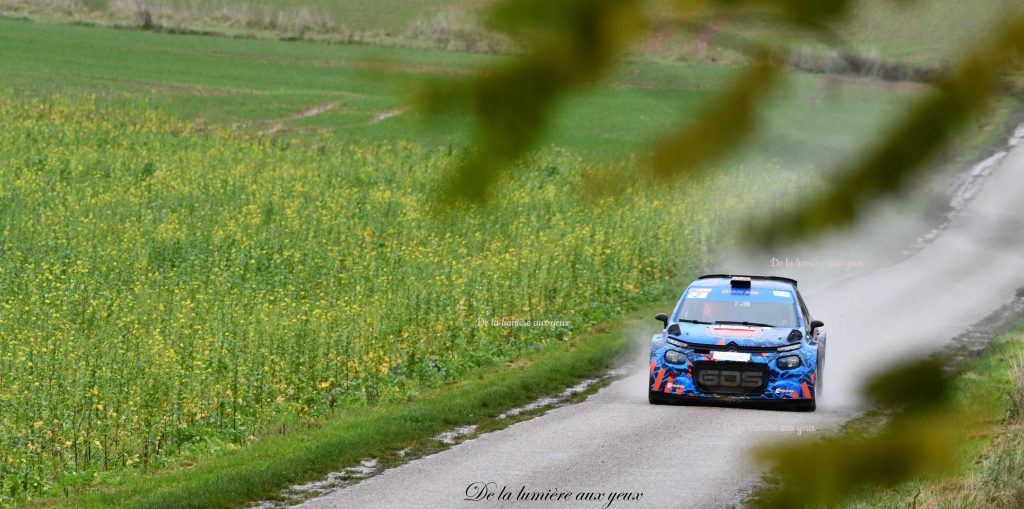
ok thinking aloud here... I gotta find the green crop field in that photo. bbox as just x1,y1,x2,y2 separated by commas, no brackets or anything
0,92,814,502
0,2,1019,505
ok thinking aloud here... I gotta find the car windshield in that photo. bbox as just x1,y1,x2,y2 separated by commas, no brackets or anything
677,298,797,328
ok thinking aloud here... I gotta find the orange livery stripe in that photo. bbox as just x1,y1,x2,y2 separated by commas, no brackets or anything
653,368,667,391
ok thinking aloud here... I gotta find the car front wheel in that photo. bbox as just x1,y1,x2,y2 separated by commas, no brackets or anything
648,390,671,405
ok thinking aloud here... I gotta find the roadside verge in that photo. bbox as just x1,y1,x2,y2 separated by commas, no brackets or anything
834,317,1024,508
749,311,1024,509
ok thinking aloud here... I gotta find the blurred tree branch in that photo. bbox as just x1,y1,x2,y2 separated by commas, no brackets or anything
752,357,981,509
421,0,644,203
425,0,1023,223
649,55,783,178
754,10,1024,245
418,2,1024,507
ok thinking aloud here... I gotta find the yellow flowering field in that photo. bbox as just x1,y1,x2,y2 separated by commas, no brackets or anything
0,95,805,499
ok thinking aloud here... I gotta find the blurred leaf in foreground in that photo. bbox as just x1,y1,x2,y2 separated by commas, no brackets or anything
424,0,914,205
649,55,782,179
752,359,967,509
863,358,951,412
422,0,644,203
752,10,1024,245
717,0,855,26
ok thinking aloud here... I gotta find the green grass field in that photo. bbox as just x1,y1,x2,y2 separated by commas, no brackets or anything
0,16,918,165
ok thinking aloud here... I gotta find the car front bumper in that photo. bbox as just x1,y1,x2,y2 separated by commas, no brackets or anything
648,336,818,404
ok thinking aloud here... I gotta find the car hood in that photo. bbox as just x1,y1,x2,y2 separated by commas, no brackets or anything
669,322,796,348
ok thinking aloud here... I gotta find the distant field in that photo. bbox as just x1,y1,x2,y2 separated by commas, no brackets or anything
2,0,1019,65
838,0,1019,64
0,0,492,49
0,17,919,165
651,0,1021,67
1,0,482,35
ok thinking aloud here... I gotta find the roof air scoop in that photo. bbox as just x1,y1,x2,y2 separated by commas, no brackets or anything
730,276,752,289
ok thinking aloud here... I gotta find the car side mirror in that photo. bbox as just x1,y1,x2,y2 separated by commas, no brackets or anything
655,313,668,328
811,320,824,330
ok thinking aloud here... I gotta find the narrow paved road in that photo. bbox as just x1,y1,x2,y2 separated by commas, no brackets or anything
297,136,1024,509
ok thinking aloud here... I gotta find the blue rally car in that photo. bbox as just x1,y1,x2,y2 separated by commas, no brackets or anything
648,274,826,411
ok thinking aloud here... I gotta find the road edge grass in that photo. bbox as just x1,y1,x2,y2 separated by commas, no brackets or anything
746,314,1024,509
830,316,1024,508
25,300,671,509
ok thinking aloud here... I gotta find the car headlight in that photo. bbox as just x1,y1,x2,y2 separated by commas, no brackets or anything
664,350,686,364
777,355,802,369
666,337,688,348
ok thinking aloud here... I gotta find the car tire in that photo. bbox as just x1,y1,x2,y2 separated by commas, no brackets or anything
816,354,825,395
793,399,816,412
648,390,670,405
794,383,817,411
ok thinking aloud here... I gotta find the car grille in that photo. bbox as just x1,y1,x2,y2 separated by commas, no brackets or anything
692,362,768,395
689,342,780,354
